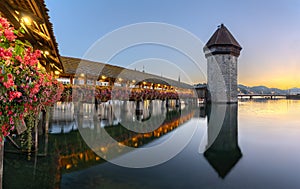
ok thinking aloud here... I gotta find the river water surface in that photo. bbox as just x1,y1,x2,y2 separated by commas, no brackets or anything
3,99,300,189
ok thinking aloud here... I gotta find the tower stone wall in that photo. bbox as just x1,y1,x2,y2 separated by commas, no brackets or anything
207,54,238,103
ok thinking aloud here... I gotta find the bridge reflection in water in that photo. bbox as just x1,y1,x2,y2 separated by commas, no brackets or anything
4,101,242,188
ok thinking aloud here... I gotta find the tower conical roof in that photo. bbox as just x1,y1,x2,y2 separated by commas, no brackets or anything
205,24,242,49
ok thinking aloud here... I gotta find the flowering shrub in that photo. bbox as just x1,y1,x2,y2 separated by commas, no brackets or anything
0,16,63,142
63,84,195,103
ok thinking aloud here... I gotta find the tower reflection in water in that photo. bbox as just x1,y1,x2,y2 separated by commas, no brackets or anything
204,104,242,178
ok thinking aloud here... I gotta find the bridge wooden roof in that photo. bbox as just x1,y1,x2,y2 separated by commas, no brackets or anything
0,0,63,72
60,56,193,89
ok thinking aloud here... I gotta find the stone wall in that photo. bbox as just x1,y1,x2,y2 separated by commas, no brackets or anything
207,54,238,103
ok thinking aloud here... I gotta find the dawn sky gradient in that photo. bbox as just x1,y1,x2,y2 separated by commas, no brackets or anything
45,0,300,89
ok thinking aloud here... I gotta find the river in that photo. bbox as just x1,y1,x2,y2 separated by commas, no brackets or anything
3,99,300,189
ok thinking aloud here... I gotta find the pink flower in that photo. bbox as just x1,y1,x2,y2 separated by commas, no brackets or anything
9,117,14,125
35,50,41,57
3,79,14,88
7,73,13,80
31,84,40,94
8,91,22,101
15,55,23,63
0,48,13,60
4,28,16,41
15,91,22,98
1,124,10,137
0,17,9,28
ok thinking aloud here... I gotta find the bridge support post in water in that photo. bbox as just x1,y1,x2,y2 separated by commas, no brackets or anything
122,100,128,112
204,24,242,103
136,100,143,115
78,102,84,115
166,98,169,108
136,100,144,121
175,99,180,108
149,100,153,113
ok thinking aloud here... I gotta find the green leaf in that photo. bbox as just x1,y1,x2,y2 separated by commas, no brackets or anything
24,40,32,48
14,44,24,55
19,27,25,34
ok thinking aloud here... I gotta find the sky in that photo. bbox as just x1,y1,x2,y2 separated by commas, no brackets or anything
45,0,300,89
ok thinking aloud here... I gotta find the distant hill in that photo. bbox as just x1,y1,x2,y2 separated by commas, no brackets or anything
238,84,300,95
194,83,300,95
288,87,300,95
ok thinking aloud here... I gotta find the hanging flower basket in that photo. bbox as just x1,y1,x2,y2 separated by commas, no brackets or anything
0,16,63,145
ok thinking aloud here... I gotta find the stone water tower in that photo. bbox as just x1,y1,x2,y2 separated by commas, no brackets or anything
204,24,242,103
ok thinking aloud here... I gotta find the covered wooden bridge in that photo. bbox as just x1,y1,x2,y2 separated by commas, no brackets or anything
59,56,194,91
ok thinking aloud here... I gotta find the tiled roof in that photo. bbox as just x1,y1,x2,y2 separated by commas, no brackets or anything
205,24,242,49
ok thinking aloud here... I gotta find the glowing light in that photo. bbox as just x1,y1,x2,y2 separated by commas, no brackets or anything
101,75,106,79
100,147,107,152
44,51,50,55
143,133,152,138
54,70,60,75
22,16,32,25
66,164,72,170
80,73,85,77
